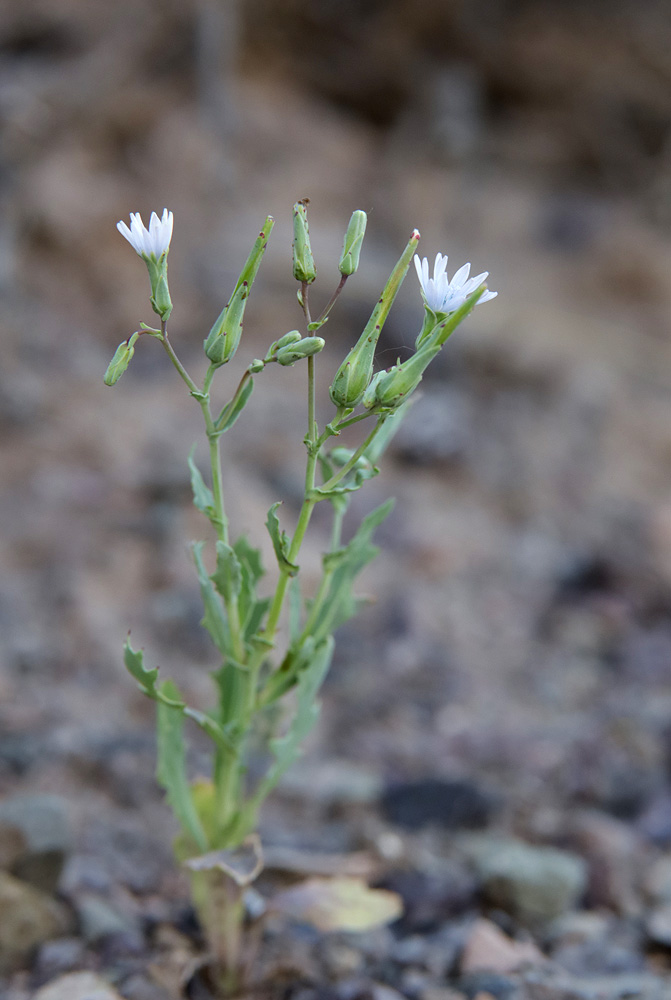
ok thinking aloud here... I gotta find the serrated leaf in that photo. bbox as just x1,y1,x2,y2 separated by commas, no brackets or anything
210,541,242,604
266,502,299,576
272,876,403,932
188,446,215,517
156,680,208,854
192,542,233,657
123,637,184,707
254,637,334,804
310,499,394,643
217,377,254,433
232,536,268,638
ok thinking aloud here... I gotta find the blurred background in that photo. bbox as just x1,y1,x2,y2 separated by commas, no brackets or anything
3,0,671,993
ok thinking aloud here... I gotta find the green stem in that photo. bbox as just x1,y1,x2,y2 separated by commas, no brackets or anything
318,417,386,494
160,324,199,394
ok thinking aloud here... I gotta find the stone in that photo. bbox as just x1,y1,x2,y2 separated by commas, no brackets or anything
33,971,124,1000
0,870,72,974
381,778,495,832
457,970,519,1000
646,903,671,947
76,894,137,944
0,794,72,894
460,918,544,974
465,837,587,925
643,854,671,904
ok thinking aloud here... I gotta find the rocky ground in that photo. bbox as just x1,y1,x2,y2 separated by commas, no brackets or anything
3,1,671,997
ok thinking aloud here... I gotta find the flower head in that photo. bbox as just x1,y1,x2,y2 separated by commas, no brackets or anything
414,253,497,314
117,209,173,260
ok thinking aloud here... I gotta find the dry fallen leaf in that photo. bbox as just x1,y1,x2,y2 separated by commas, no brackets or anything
271,876,403,932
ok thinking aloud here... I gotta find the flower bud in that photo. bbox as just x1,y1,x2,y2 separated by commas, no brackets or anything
329,229,420,408
267,330,301,359
203,216,274,366
249,358,265,373
363,344,440,412
104,332,140,386
276,336,325,366
204,281,248,364
338,210,367,276
292,201,316,284
151,271,173,322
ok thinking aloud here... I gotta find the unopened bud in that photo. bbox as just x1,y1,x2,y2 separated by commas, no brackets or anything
267,330,301,359
104,332,140,386
330,229,420,408
292,201,316,284
249,358,265,373
276,336,325,366
151,271,173,322
203,216,274,366
338,210,367,276
363,344,440,412
204,281,248,364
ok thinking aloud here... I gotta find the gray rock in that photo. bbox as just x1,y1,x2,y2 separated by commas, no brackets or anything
465,837,587,925
0,870,72,974
33,972,124,1000
77,894,137,944
0,794,72,894
521,968,671,1000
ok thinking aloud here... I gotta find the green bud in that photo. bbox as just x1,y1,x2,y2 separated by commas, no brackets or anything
104,332,140,386
329,229,421,408
204,280,248,364
338,210,367,276
363,344,440,412
267,330,302,359
276,336,325,366
249,358,265,373
150,271,173,322
292,201,316,284
203,216,275,366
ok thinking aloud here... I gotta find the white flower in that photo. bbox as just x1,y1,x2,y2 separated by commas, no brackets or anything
117,209,173,259
414,253,497,314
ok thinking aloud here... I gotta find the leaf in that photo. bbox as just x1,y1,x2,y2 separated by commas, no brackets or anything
266,502,299,576
188,446,214,517
192,542,233,657
123,637,184,707
184,834,264,887
156,680,208,854
210,541,242,605
310,499,394,643
271,877,403,932
233,536,269,639
254,637,334,803
218,377,254,433
364,399,413,465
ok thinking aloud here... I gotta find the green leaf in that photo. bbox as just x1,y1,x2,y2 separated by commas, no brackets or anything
217,377,254,433
123,637,184,707
188,446,215,518
254,637,334,803
266,502,299,576
310,499,394,643
364,400,412,465
156,680,208,853
210,541,242,605
192,542,233,657
233,536,268,639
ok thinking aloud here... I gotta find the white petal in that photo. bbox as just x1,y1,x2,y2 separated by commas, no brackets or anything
451,262,471,288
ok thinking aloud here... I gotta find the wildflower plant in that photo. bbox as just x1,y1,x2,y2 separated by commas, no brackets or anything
107,203,496,991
